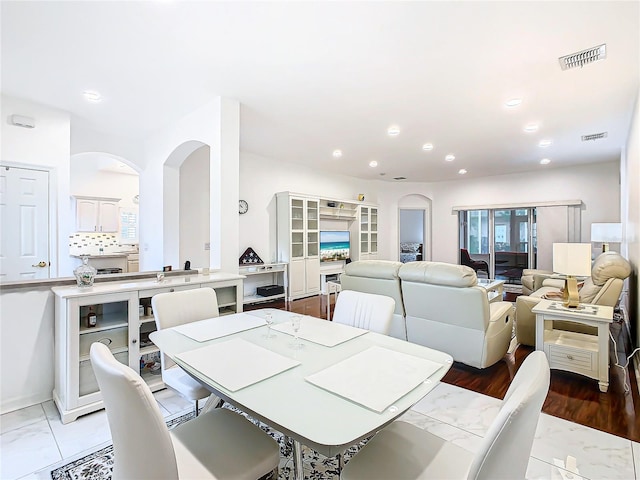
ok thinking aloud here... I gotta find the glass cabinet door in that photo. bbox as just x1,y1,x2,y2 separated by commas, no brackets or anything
306,200,319,257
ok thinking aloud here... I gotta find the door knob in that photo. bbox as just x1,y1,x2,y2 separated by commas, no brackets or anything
32,261,48,268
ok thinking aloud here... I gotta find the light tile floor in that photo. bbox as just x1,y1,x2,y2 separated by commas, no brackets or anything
1,384,638,480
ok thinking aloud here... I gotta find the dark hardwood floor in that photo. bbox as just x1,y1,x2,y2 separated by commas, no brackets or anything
246,294,640,442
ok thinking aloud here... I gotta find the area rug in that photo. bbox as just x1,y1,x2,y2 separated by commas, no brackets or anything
50,406,366,480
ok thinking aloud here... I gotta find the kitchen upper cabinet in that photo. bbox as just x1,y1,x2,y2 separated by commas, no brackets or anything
75,196,120,232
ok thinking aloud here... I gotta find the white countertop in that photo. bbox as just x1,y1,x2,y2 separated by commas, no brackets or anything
51,271,245,298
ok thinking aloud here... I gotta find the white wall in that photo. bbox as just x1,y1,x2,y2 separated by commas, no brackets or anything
241,158,621,269
179,145,210,269
142,97,240,273
239,152,375,263
0,95,72,276
0,287,55,413
400,210,424,243
425,161,621,264
621,90,639,349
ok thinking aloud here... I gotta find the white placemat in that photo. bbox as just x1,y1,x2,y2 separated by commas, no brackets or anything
173,313,266,342
305,346,443,412
271,315,368,347
175,338,300,392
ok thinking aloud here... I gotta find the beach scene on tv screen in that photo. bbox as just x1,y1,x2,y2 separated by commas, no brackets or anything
320,231,350,262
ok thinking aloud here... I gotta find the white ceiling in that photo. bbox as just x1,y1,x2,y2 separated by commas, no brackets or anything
1,1,638,182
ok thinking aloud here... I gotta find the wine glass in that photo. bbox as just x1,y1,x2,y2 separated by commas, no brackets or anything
262,312,276,338
290,314,303,349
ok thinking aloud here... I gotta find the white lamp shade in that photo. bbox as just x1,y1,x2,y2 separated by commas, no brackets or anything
590,223,622,243
552,243,592,277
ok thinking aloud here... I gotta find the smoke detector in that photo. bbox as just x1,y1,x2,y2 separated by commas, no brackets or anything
581,132,608,142
559,44,606,71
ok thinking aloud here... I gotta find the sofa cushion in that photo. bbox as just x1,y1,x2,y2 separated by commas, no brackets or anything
399,261,477,287
344,260,402,280
590,251,631,286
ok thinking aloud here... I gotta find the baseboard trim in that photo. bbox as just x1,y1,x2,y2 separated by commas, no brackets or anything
1,392,52,416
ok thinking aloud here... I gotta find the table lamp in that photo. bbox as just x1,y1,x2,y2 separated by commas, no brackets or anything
590,223,622,253
552,243,592,308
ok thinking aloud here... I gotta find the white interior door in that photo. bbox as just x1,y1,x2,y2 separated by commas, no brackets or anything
0,166,50,281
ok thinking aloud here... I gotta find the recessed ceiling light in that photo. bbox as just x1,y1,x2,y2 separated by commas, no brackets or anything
83,90,102,102
524,123,539,133
387,125,400,136
445,154,455,162
505,98,522,108
539,139,553,148
369,160,378,168
458,169,467,175
332,149,342,158
540,158,551,165
422,143,434,151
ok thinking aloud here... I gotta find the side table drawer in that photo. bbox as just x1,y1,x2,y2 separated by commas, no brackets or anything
545,342,596,374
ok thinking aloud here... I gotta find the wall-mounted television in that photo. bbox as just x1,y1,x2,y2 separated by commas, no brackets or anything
320,230,350,262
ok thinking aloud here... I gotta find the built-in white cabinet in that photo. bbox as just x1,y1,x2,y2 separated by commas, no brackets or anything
277,193,321,300
358,205,378,260
52,273,243,423
239,263,287,305
74,196,120,232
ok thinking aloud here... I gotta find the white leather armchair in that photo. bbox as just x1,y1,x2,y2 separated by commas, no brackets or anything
399,261,514,369
340,260,406,340
516,251,632,346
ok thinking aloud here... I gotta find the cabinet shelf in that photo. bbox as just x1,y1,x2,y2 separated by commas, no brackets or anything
79,346,129,363
79,315,128,334
140,345,160,356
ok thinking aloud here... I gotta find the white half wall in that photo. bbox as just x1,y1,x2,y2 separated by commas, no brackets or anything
0,287,55,413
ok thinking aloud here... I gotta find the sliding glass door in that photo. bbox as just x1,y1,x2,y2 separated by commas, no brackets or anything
459,208,537,285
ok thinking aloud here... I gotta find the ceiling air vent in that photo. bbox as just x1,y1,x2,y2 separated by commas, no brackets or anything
559,44,606,71
581,132,608,142
393,176,407,181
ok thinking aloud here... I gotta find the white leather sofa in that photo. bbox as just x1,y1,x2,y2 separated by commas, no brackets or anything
399,262,515,369
516,251,631,347
340,260,406,340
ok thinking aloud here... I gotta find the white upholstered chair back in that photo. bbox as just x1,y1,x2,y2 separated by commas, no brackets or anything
469,351,550,479
332,290,395,335
340,260,406,339
341,350,549,480
90,342,179,480
153,287,219,369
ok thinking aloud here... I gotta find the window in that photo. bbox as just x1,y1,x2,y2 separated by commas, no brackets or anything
459,207,537,284
119,208,138,243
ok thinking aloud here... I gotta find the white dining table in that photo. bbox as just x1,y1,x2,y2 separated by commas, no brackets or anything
150,308,453,479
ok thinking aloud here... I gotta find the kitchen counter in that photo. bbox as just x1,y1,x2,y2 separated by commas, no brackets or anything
70,253,135,259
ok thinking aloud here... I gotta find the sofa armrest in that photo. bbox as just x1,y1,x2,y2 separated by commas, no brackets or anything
489,301,514,323
515,295,543,347
532,273,564,291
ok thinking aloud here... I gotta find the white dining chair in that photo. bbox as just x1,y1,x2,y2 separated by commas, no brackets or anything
342,350,550,480
332,290,395,335
90,342,279,480
152,287,220,415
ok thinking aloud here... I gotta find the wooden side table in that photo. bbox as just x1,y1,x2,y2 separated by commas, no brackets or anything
532,299,613,392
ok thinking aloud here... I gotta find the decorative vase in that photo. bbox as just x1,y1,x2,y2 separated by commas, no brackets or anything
74,255,96,288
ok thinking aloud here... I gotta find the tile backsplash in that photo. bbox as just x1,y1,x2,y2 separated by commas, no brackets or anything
68,233,136,255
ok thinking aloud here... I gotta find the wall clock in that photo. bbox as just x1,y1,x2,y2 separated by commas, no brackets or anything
239,199,249,214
